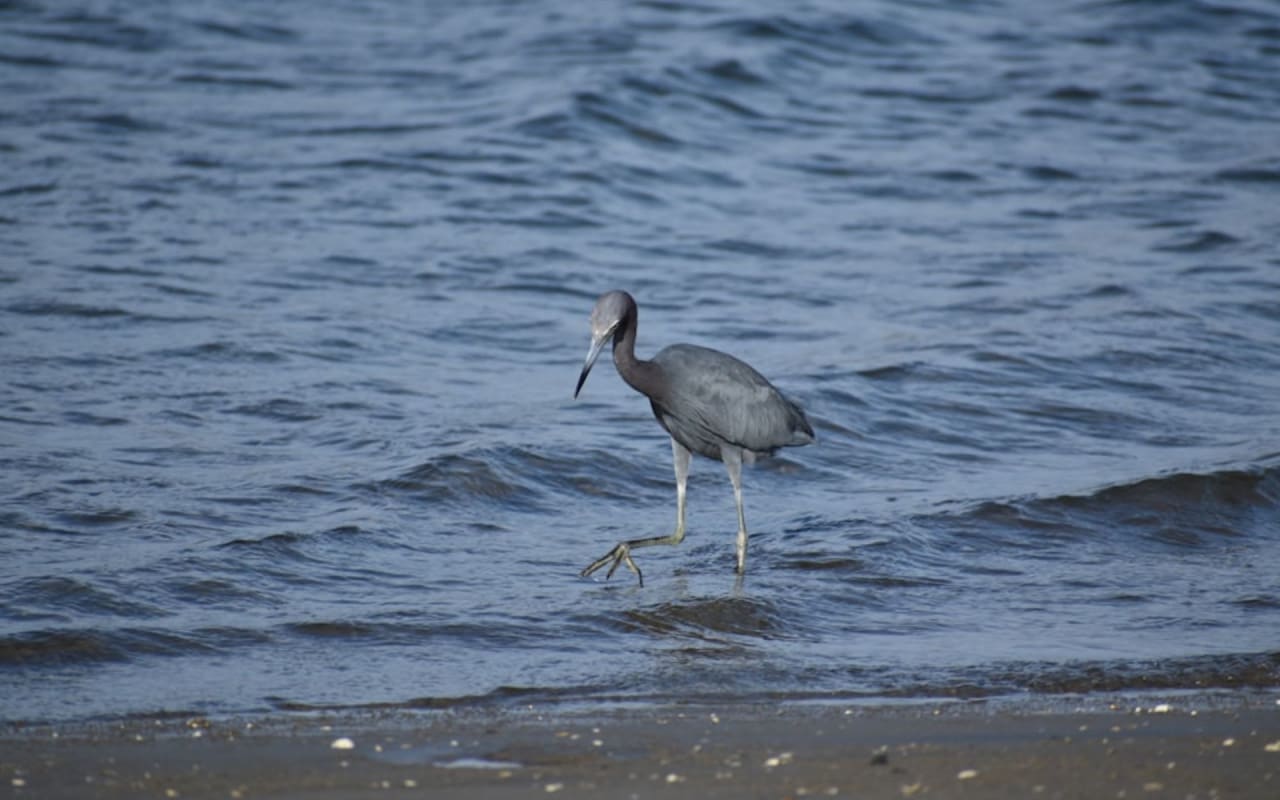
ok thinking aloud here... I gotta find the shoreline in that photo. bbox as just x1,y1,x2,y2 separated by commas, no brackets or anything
4,693,1278,798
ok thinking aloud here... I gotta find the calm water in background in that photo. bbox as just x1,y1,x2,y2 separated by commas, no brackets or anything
3,0,1280,722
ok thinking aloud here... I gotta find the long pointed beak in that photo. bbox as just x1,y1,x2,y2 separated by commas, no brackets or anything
574,334,609,399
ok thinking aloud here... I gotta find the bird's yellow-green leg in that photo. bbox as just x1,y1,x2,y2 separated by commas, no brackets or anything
722,446,748,574
581,439,690,586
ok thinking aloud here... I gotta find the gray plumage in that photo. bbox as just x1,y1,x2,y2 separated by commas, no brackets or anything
573,290,814,585
649,343,813,462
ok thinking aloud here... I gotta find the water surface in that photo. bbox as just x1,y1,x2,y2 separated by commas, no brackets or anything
2,0,1279,722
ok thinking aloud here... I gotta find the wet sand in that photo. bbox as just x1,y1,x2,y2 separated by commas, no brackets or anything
3,700,1278,799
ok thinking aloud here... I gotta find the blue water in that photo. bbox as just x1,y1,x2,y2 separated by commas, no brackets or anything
2,0,1279,723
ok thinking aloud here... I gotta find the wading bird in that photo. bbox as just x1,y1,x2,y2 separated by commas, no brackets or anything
574,290,814,585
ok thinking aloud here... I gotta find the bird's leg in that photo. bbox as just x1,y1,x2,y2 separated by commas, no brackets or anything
671,437,689,542
581,439,691,586
722,447,748,574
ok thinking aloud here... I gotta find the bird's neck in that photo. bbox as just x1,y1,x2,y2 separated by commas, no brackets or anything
612,320,661,398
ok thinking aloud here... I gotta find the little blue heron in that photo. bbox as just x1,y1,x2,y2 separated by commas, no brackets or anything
574,290,814,585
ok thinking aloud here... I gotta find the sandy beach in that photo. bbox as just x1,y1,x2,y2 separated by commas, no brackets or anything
4,698,1277,799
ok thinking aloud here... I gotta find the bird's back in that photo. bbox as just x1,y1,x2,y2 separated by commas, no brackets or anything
649,344,814,461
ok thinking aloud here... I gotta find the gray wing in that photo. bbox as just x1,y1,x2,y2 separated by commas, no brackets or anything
650,344,813,461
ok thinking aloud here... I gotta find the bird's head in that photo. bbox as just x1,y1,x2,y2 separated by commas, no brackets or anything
575,290,633,399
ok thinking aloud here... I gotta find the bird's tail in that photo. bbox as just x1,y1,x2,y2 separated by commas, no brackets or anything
785,397,815,446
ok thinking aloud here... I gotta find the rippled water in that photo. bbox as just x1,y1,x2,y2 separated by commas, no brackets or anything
3,0,1280,722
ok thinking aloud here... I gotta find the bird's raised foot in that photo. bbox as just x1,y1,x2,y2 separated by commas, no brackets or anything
580,542,644,586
